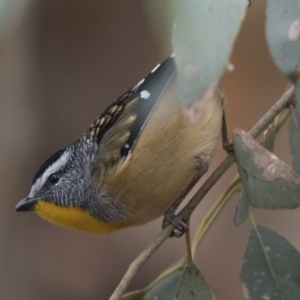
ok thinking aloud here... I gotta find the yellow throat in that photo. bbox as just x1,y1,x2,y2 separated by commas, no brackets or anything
35,201,124,234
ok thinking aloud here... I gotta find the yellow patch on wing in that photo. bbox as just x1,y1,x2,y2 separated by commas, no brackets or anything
35,201,124,234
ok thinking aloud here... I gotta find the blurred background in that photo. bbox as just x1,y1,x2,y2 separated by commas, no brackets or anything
0,1,297,299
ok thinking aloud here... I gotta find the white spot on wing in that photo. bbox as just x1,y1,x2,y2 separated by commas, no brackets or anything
151,64,160,73
133,78,145,91
137,78,145,87
29,150,70,197
140,90,151,99
124,143,129,149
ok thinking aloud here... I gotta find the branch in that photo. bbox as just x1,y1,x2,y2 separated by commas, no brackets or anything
109,85,295,300
250,86,294,138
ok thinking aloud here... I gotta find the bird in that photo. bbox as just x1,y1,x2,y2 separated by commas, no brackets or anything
15,55,223,235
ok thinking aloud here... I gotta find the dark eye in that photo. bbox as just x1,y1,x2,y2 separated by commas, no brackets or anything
48,173,61,185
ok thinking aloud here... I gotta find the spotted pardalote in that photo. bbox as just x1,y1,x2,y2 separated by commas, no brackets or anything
15,56,223,234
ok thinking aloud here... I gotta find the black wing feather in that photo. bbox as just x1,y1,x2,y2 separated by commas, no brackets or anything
89,55,176,159
121,56,176,156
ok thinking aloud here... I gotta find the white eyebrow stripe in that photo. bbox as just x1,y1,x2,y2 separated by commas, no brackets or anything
29,150,70,197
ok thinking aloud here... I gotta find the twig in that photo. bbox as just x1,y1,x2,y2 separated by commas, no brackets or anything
109,85,295,300
179,153,236,220
109,225,174,300
185,222,193,263
249,85,294,138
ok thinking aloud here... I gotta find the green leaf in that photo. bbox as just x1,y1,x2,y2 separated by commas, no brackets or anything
234,190,251,226
122,270,183,300
144,270,183,300
234,124,278,226
172,0,248,123
241,225,300,300
175,260,213,300
122,261,213,300
289,84,300,175
0,0,31,37
266,0,300,81
266,0,300,175
233,128,300,209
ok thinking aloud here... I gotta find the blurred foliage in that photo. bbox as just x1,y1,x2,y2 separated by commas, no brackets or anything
0,0,31,37
172,0,248,107
266,0,300,176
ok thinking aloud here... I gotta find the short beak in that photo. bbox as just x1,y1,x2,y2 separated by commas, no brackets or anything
15,197,39,212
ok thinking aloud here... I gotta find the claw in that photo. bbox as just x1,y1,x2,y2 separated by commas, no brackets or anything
223,142,234,154
162,212,188,238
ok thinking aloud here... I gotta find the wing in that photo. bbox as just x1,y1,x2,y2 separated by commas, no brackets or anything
90,55,176,175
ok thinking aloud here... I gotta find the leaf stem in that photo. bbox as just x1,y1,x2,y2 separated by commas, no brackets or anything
185,222,193,263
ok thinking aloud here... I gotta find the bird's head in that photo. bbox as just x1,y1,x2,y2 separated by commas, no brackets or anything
15,142,124,234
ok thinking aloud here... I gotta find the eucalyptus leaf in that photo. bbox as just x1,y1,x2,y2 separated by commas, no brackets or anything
172,0,247,124
266,0,300,81
233,128,300,210
266,0,300,175
0,0,31,37
234,190,251,226
122,270,184,300
122,262,213,300
144,270,183,300
234,124,278,225
241,225,300,300
175,260,213,300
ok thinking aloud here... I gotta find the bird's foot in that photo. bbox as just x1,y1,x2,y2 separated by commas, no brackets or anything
162,209,188,238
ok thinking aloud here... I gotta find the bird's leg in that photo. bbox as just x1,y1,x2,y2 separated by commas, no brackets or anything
162,155,209,238
219,89,233,154
221,109,233,153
